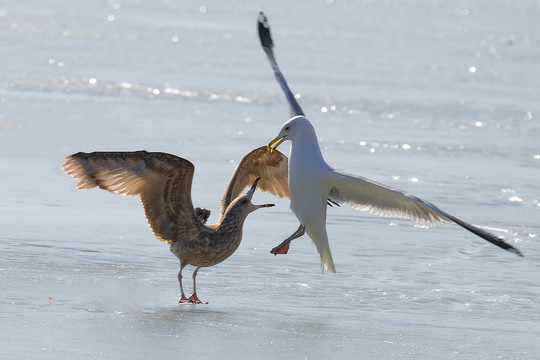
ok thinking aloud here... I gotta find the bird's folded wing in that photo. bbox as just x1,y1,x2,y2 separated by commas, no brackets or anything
221,146,290,215
62,151,202,242
327,170,450,224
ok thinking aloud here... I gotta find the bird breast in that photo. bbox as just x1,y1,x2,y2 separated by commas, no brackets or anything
288,159,329,224
169,229,243,268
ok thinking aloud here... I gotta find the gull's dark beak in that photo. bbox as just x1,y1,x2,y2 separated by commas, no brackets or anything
246,177,261,199
247,177,275,209
250,177,261,191
254,203,275,210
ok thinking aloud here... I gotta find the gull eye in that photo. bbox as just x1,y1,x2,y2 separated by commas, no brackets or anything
284,126,290,131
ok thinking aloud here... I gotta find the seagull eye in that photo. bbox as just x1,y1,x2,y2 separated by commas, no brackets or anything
284,126,290,131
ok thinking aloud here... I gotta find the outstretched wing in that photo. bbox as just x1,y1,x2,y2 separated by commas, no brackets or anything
62,151,203,243
258,12,304,117
220,146,289,217
328,170,448,224
327,170,523,256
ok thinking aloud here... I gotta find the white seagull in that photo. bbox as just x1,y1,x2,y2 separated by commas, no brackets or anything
258,12,523,272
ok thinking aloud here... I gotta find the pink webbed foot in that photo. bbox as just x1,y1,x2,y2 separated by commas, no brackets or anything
180,292,208,304
271,240,291,255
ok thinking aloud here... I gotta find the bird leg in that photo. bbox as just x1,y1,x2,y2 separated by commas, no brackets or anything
271,224,306,255
185,267,208,304
177,263,190,303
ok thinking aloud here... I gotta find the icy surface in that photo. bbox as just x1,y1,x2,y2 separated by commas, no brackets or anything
1,1,539,359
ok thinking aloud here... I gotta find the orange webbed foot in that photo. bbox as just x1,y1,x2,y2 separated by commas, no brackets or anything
270,240,290,255
180,292,207,304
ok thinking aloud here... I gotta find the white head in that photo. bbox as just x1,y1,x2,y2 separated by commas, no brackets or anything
268,116,316,152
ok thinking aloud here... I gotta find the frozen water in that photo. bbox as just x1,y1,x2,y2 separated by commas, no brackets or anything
1,0,539,359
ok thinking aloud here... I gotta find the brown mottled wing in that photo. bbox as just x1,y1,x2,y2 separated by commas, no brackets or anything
62,151,201,243
220,146,289,216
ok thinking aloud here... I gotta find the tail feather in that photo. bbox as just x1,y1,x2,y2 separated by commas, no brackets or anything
319,246,336,273
306,225,336,273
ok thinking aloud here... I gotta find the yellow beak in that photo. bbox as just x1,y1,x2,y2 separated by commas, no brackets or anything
267,136,285,153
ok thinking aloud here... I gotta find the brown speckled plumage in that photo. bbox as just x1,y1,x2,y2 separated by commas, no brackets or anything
62,146,289,303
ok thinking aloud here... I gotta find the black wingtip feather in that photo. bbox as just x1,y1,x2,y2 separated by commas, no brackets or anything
444,213,524,257
258,12,273,50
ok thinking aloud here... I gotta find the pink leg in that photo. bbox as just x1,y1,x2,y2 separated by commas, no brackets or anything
186,267,207,304
271,224,305,255
177,263,190,303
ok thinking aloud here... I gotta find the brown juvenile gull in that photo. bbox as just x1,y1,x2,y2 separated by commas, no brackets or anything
62,147,289,303
258,12,523,272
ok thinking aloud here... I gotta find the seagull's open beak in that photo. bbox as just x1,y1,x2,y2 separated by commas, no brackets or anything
268,136,286,153
247,177,261,198
254,203,275,210
247,177,275,210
